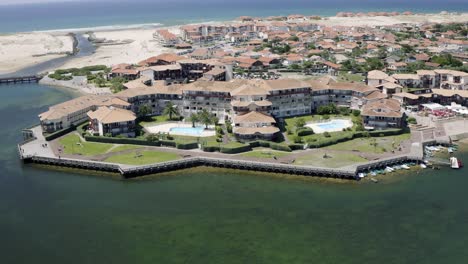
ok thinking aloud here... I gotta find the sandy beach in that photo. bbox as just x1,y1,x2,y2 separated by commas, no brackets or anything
0,33,74,75
316,12,468,26
0,13,467,76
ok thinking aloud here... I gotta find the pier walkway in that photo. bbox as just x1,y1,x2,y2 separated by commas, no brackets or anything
0,76,40,84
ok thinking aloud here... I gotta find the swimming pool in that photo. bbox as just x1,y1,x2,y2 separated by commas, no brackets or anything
169,126,205,136
306,119,353,133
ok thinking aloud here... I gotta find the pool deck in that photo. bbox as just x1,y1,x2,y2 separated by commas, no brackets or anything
143,122,216,137
306,119,353,134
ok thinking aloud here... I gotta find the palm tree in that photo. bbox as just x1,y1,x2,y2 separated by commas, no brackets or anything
199,109,213,129
189,113,199,128
163,101,179,120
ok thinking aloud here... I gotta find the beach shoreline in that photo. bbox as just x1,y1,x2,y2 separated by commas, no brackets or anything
1,12,467,78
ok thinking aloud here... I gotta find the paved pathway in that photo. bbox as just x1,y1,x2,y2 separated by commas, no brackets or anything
19,126,55,158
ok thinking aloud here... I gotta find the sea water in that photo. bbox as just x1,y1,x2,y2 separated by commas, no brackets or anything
1,83,468,263
0,0,467,33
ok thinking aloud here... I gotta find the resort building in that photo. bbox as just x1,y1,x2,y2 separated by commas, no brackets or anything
153,29,180,47
87,106,137,137
39,96,130,133
361,99,404,130
233,111,280,141
40,76,395,138
109,64,140,80
367,69,468,91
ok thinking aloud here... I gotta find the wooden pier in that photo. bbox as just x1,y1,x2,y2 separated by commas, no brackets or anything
0,76,41,84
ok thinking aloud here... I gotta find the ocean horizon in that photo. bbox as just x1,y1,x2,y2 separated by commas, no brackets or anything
1,0,467,33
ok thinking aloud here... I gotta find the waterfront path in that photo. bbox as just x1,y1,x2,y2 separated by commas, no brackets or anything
19,126,55,158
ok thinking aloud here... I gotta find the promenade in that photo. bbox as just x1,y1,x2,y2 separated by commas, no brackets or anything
19,118,468,179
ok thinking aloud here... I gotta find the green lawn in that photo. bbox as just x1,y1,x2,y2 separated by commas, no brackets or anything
325,133,411,154
105,151,180,165
59,134,113,156
109,144,144,153
337,72,365,82
294,151,368,168
139,115,172,127
240,148,291,159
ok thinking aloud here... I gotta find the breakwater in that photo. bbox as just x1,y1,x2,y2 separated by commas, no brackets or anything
21,152,427,180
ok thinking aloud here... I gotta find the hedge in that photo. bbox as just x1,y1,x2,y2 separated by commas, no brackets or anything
77,123,88,136
176,141,199,150
269,142,292,152
288,144,305,151
297,127,314,137
220,143,252,154
368,128,403,137
202,145,220,152
85,135,161,146
248,140,292,152
160,140,177,147
44,124,77,141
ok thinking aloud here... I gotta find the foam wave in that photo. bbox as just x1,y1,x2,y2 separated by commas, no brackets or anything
33,23,164,33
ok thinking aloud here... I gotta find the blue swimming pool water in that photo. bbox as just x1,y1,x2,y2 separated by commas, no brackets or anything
170,126,205,136
316,120,350,130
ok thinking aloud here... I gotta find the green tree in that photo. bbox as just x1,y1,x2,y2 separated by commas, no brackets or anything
199,109,214,129
163,101,179,120
94,75,106,87
146,133,159,142
138,104,152,118
294,117,306,129
189,113,200,128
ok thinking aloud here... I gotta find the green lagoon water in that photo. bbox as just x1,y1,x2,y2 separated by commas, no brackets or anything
1,83,468,263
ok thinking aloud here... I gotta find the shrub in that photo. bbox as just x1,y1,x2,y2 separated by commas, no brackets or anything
352,109,361,117
293,135,303,143
202,143,220,152
176,141,198,150
160,140,176,147
225,120,233,133
44,125,77,141
317,103,338,115
85,136,160,146
146,133,159,142
220,142,252,154
407,117,417,124
269,142,292,152
289,143,304,150
296,127,314,136
294,117,306,129
323,132,331,138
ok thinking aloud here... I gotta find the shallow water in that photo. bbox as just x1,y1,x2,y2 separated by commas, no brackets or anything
1,83,468,263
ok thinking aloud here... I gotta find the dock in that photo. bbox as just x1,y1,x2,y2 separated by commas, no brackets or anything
0,75,41,84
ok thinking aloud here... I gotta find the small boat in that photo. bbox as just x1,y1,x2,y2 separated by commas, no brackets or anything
370,171,377,177
358,173,366,178
393,165,401,170
370,178,379,183
401,164,410,170
385,166,394,173
420,164,427,169
450,157,460,169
